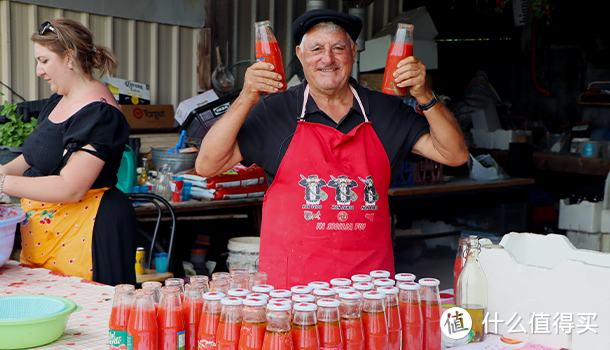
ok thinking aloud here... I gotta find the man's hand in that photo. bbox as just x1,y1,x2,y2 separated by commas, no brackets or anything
392,56,429,99
242,61,285,104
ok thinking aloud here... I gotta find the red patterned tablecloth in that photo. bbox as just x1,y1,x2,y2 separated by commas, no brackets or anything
0,259,112,349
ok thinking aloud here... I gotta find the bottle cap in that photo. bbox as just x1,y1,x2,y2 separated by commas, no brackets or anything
203,292,226,300
418,278,440,287
363,291,385,300
267,302,291,311
247,293,270,301
252,284,274,293
373,278,395,287
291,285,313,294
221,297,243,305
313,288,336,296
269,289,292,298
351,274,372,283
270,298,292,305
377,286,399,295
316,298,340,307
243,298,267,307
339,291,362,300
308,281,330,289
292,294,316,303
330,278,352,286
395,273,416,282
369,270,391,278
334,286,355,294
227,288,250,297
352,282,374,291
398,282,421,291
294,302,317,312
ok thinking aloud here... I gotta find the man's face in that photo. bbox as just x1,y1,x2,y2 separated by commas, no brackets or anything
296,25,357,95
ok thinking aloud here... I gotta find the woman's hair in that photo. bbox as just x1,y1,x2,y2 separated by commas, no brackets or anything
31,18,118,78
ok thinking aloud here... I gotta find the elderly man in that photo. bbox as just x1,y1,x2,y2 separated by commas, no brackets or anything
196,9,468,288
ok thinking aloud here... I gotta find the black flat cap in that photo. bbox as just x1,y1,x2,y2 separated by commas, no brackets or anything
292,9,363,46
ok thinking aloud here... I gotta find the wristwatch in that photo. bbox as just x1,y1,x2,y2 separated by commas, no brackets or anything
416,91,439,112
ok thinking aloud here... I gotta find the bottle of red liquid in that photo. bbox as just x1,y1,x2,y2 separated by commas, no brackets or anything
419,278,442,350
217,297,244,350
292,303,319,350
361,291,388,350
109,284,135,350
453,237,469,295
254,20,286,93
190,275,210,293
381,23,415,97
158,286,186,350
197,292,225,350
142,281,162,310
377,287,401,350
338,291,365,350
184,283,205,350
262,302,293,350
128,289,158,350
398,283,423,350
165,278,185,302
316,298,343,350
239,298,268,350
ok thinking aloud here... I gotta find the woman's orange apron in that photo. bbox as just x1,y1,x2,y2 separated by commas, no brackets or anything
20,188,109,280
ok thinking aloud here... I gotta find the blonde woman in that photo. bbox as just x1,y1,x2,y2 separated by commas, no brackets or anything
0,18,137,285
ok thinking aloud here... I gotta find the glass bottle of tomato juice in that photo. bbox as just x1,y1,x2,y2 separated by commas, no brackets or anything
316,298,343,350
197,292,225,350
109,284,135,350
398,282,423,350
361,291,388,350
217,297,244,350
127,289,158,350
292,303,319,350
262,302,293,350
239,298,268,350
339,291,365,350
381,23,414,97
419,278,442,350
254,20,286,92
158,286,186,350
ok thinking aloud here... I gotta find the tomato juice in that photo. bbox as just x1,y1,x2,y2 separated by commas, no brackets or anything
362,311,388,350
217,319,242,350
386,306,401,350
158,305,186,350
184,299,204,350
399,302,422,350
292,323,319,350
381,43,414,96
317,320,342,349
421,300,441,350
340,318,364,350
127,309,158,350
255,40,287,92
262,330,293,350
239,322,267,350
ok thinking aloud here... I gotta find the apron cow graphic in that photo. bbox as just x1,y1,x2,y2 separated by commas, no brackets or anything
298,175,328,205
359,175,380,206
328,175,358,205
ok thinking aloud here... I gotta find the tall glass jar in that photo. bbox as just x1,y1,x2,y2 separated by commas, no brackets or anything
109,284,135,349
158,286,186,349
254,20,287,92
239,298,267,350
456,235,488,342
339,291,365,350
262,302,294,350
127,289,158,350
454,237,469,294
381,23,414,96
184,283,205,350
155,163,172,201
361,291,388,350
377,287,401,350
292,303,319,350
198,292,225,350
316,299,343,350
419,278,442,350
398,282,423,350
217,297,244,350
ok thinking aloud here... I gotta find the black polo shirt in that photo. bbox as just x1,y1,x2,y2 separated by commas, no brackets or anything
238,78,430,185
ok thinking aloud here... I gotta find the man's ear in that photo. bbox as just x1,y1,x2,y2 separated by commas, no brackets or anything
296,45,303,63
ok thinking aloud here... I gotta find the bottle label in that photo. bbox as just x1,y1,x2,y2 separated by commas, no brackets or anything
127,334,133,350
198,338,216,350
109,330,128,350
178,330,186,350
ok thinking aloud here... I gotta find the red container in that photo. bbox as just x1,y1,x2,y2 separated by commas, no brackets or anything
381,23,414,97
255,20,286,93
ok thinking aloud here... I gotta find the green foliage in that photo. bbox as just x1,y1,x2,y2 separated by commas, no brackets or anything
0,93,38,147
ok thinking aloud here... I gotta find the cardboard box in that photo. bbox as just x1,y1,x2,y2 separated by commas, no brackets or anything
120,105,175,131
103,76,150,105
472,129,533,150
558,198,602,233
479,233,610,349
174,90,219,125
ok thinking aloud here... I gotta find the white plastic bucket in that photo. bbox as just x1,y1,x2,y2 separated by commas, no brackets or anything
226,236,260,272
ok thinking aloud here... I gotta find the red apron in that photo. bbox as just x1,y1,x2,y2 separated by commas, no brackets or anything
258,84,395,289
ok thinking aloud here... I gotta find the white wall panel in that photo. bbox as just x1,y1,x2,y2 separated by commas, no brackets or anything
0,1,200,109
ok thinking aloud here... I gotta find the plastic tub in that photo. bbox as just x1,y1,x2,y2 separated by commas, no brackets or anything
0,206,25,269
226,236,260,272
0,295,82,349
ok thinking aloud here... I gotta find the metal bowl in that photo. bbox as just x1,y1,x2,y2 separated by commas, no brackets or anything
151,148,199,174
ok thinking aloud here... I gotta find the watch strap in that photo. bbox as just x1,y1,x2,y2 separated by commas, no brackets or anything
417,92,438,112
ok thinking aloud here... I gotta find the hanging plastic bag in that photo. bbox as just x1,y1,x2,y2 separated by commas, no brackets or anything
468,154,509,181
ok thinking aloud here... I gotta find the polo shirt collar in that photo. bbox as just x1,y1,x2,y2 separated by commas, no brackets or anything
295,77,370,118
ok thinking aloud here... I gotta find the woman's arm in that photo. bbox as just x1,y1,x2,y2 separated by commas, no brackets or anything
1,145,105,202
0,155,31,176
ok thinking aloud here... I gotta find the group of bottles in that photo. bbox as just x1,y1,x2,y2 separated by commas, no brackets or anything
137,158,172,200
109,269,444,350
453,235,488,343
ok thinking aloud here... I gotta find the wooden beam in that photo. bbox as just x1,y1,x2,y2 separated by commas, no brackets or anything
0,0,12,103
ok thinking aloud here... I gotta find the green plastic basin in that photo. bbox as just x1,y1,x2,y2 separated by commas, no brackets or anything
0,295,82,349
